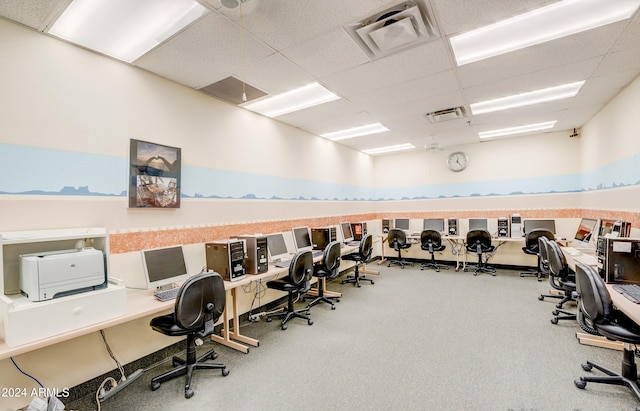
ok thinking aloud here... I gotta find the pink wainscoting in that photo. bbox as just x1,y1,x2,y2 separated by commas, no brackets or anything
109,209,638,254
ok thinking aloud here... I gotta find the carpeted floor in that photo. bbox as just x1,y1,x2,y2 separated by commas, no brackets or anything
67,263,637,411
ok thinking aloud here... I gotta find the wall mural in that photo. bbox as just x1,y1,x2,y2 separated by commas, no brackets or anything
1,143,639,201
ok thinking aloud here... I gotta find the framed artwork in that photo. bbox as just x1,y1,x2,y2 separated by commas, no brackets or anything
129,139,181,208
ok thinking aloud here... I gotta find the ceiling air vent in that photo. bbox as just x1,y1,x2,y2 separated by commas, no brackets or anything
344,1,439,60
424,107,466,123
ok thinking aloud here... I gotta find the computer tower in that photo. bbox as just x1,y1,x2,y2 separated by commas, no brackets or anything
497,217,509,237
351,222,367,241
382,219,391,234
510,214,522,238
447,218,458,236
205,239,246,282
603,237,640,284
232,235,268,274
311,227,337,250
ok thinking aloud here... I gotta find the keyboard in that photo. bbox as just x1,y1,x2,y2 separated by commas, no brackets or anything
563,247,581,256
312,250,323,258
274,260,292,268
612,283,640,304
154,287,180,302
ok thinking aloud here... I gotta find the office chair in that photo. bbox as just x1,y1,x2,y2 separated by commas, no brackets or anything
520,229,554,280
305,241,341,310
387,228,413,268
546,240,577,324
149,271,229,399
419,230,448,272
464,229,496,275
574,263,640,407
266,250,314,330
342,233,374,287
537,236,566,303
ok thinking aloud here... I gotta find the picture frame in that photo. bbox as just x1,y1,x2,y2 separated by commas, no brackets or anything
129,139,181,208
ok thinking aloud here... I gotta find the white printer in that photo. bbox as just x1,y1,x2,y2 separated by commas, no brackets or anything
19,247,107,302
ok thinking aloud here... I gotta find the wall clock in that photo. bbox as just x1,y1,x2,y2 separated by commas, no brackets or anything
446,151,468,172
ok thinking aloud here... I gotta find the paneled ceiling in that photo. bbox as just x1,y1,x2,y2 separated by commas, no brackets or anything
2,0,640,154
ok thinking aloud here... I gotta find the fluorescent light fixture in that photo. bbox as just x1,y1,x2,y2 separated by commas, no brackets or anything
479,121,557,140
363,143,415,155
470,81,585,115
321,123,389,141
243,82,340,117
450,0,640,66
48,0,209,63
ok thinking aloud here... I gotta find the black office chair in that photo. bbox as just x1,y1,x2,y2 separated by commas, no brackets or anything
342,233,374,287
574,263,640,408
537,236,566,303
305,241,341,310
266,250,314,330
419,230,448,272
520,229,555,280
546,240,577,324
464,229,496,275
387,228,412,268
149,271,229,399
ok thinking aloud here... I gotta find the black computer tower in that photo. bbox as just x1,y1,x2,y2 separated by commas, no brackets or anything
311,227,337,250
351,222,367,241
205,239,246,281
447,218,458,236
603,237,640,284
382,219,391,234
233,235,268,274
497,217,509,237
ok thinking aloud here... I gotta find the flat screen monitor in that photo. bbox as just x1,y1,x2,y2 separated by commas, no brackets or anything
468,218,488,231
523,219,556,234
291,226,313,252
599,218,617,237
141,245,189,290
394,218,410,231
340,222,354,243
423,218,445,232
574,218,598,242
267,232,290,262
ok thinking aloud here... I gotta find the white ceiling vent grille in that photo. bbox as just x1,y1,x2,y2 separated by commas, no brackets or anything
345,1,439,60
424,107,466,123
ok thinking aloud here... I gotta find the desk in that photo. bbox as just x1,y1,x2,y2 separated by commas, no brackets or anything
560,245,629,350
211,244,359,353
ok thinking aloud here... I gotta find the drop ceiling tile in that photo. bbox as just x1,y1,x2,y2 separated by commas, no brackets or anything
134,11,275,89
0,0,62,30
241,53,316,95
280,29,370,78
594,48,640,77
321,40,451,97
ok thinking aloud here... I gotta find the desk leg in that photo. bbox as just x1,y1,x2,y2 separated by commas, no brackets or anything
210,288,258,353
361,263,379,275
576,332,623,350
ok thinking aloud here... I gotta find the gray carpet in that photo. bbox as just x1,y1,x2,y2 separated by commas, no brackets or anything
69,264,637,410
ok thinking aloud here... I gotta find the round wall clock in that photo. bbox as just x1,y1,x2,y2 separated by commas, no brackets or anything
446,151,469,172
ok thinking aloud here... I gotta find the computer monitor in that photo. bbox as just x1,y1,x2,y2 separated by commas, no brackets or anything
340,222,354,243
141,245,189,290
574,218,598,243
468,218,488,231
291,226,313,252
523,219,556,234
394,218,410,231
423,218,445,232
599,218,617,237
266,232,290,262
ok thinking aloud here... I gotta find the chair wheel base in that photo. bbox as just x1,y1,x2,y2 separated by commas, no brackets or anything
574,379,586,389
